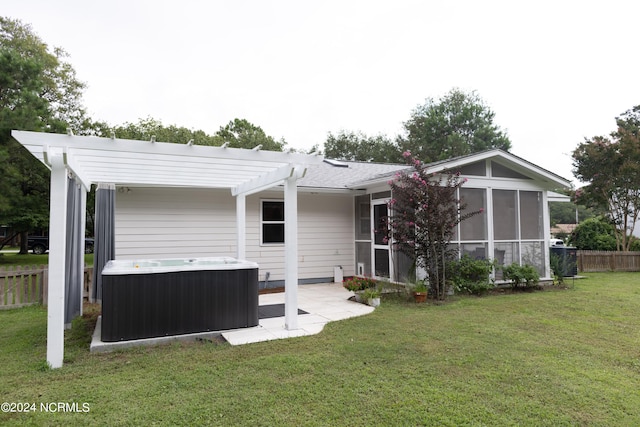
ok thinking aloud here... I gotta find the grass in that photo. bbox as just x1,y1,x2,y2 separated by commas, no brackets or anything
1,272,639,425
0,252,93,267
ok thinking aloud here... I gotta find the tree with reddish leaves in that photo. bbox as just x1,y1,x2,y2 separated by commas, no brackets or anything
386,151,481,300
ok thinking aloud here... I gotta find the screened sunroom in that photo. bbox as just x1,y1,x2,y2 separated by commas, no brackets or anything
351,150,571,283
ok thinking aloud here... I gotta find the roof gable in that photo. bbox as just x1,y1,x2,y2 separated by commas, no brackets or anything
346,149,571,190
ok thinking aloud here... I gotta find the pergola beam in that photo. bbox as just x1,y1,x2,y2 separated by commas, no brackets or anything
232,164,307,197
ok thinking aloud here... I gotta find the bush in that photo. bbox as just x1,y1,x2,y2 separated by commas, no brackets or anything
569,217,616,250
343,276,378,292
549,253,577,285
549,253,565,285
449,255,495,295
502,263,539,289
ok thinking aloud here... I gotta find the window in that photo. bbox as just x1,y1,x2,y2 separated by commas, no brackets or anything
460,188,487,240
491,161,531,179
261,200,284,244
458,161,486,176
492,190,518,240
519,191,543,239
354,195,371,241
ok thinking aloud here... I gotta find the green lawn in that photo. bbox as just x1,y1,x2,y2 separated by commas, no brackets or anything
1,273,639,426
0,252,93,267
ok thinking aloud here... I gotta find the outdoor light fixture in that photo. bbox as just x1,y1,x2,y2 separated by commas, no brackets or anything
67,128,74,136
150,135,156,143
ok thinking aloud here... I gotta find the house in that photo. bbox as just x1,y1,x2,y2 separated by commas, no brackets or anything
11,130,571,368
115,150,571,285
550,223,578,238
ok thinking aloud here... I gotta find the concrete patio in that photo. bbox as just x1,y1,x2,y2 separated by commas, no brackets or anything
90,282,374,352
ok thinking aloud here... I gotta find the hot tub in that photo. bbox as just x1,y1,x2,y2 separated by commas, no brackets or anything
101,257,259,342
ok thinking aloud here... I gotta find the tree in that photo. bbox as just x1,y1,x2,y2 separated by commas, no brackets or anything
324,130,401,162
572,106,640,251
0,17,90,253
569,217,617,250
549,201,596,225
399,88,511,163
386,150,480,300
105,117,287,152
108,117,218,145
214,118,286,151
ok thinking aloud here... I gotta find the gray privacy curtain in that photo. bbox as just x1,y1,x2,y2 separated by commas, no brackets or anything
64,176,83,326
92,183,115,303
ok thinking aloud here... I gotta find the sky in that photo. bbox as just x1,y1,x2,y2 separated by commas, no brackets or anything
3,0,639,186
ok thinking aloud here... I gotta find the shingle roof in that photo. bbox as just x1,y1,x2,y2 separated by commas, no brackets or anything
298,149,572,191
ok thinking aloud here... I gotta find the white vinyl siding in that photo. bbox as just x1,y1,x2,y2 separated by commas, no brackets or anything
115,188,236,259
246,191,354,282
115,187,355,283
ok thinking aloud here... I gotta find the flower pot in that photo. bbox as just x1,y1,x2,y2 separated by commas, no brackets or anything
413,291,427,303
367,297,380,307
354,290,365,303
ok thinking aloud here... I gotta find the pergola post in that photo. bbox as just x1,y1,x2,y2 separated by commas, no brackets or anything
236,194,246,260
284,174,299,330
79,187,87,315
46,150,68,369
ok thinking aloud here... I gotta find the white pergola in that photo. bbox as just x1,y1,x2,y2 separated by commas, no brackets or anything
12,130,323,369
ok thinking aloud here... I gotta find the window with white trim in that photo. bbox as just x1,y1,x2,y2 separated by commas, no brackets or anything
261,200,285,244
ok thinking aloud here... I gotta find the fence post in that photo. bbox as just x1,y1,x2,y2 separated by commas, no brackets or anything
42,265,48,306
8,266,13,305
0,267,5,306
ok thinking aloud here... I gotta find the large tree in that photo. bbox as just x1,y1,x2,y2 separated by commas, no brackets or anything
108,117,218,145
323,130,401,162
0,17,90,252
106,117,287,151
214,118,286,151
399,88,511,162
572,105,640,251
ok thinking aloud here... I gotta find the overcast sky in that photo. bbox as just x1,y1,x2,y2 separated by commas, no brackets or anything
4,0,639,185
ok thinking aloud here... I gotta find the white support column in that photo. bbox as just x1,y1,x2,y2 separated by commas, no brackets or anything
236,194,246,260
542,191,551,279
486,187,495,279
79,187,87,316
47,151,68,369
284,175,299,330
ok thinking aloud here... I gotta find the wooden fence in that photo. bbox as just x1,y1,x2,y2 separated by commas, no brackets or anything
0,265,94,309
577,251,640,273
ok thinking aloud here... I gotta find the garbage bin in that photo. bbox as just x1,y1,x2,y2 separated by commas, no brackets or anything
550,246,578,277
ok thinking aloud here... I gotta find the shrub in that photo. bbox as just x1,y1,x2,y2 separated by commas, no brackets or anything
343,276,378,292
362,287,381,300
502,263,539,289
569,217,616,250
449,255,495,295
549,253,564,285
386,151,482,300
